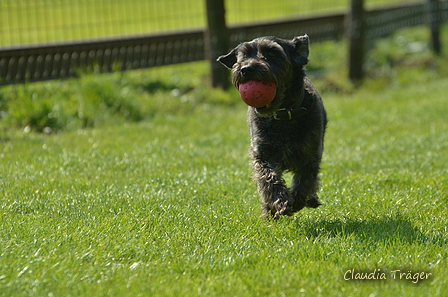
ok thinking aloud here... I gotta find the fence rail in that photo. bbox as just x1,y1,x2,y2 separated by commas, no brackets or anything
0,1,447,85
0,30,206,84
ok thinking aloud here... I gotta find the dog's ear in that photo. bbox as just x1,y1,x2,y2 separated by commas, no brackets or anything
292,34,309,66
217,47,238,69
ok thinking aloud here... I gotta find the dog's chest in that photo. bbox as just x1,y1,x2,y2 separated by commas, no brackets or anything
248,115,305,157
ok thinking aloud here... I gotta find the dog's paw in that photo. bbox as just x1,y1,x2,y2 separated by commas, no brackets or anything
261,204,290,220
271,187,293,219
272,197,293,219
305,194,322,208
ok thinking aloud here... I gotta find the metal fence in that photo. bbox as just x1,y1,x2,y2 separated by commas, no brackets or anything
0,0,411,47
0,0,447,85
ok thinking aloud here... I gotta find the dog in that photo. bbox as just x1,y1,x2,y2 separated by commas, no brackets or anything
218,35,327,219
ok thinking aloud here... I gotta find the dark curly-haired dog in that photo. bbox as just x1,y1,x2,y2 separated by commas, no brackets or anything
218,35,327,219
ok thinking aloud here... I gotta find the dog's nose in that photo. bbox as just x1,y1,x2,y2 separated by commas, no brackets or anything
241,65,255,76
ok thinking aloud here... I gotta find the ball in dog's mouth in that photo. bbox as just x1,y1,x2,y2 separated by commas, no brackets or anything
238,80,276,108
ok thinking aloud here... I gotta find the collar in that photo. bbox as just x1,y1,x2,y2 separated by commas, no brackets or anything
273,87,308,120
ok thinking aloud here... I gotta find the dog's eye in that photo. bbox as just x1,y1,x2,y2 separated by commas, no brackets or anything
268,51,277,58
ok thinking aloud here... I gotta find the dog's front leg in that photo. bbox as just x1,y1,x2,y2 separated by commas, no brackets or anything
251,159,293,219
290,167,322,213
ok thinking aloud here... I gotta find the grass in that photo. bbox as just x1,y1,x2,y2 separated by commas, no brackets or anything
1,26,448,295
0,0,413,46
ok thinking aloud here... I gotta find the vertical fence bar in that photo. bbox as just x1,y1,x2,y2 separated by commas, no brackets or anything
204,0,230,89
428,0,441,54
348,0,366,82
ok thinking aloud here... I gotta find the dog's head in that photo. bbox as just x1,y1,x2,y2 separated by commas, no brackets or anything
217,35,309,115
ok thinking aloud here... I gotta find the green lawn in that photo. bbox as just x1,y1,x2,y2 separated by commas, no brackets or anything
0,0,413,46
1,25,447,296
1,78,447,296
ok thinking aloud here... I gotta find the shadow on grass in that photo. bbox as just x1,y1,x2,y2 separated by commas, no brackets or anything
141,80,181,94
301,213,445,246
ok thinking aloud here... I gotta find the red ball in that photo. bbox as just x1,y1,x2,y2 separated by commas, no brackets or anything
238,80,277,108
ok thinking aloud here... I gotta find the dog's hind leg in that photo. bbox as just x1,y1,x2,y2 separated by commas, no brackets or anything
252,160,293,219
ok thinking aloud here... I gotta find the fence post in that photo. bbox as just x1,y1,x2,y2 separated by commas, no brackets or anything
428,0,441,54
205,0,230,89
347,0,365,82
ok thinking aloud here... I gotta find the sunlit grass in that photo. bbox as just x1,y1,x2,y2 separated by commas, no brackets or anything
1,24,447,296
1,75,447,296
0,0,415,46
